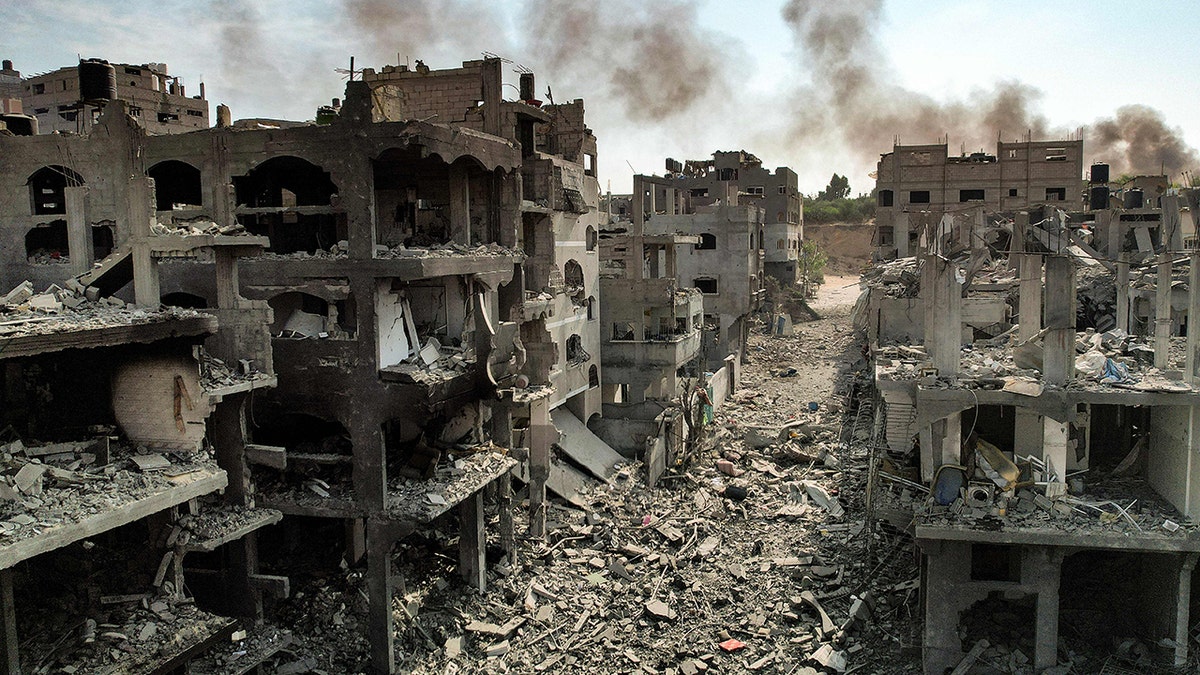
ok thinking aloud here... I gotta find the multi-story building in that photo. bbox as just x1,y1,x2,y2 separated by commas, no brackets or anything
873,139,1084,259
632,172,766,371
0,102,282,673
14,58,208,135
863,185,1200,673
0,55,624,674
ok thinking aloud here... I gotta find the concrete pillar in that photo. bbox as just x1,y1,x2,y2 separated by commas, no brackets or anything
632,176,645,230
1117,252,1131,333
923,254,961,378
346,519,366,566
1032,548,1063,671
921,541,964,674
1176,553,1200,667
65,186,91,275
1156,252,1173,370
0,568,17,675
894,212,909,257
448,164,471,246
1098,210,1117,259
128,176,160,308
1007,211,1025,273
1018,254,1042,342
1189,253,1200,384
932,416,962,467
1013,409,1043,460
458,490,486,591
528,442,549,540
497,472,514,564
214,247,241,310
366,521,395,675
1043,418,1069,488
1043,256,1075,385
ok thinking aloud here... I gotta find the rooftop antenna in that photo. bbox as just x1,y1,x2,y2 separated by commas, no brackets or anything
626,160,637,176
334,56,358,81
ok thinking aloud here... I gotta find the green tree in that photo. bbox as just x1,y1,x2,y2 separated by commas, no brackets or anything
798,240,828,298
817,173,851,201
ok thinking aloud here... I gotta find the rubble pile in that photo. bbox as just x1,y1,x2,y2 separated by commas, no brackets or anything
151,219,246,237
376,241,515,259
0,436,216,544
1,278,205,337
878,328,1192,392
26,249,70,265
859,257,920,297
247,294,930,674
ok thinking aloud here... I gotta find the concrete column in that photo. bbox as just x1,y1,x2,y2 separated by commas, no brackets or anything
1013,409,1043,459
64,186,91,275
448,164,471,246
894,212,909,257
1176,553,1200,666
345,519,366,566
1098,210,1117,259
366,521,395,675
528,441,549,540
0,568,17,675
458,490,486,591
1043,418,1069,489
1018,254,1042,342
210,394,251,506
1032,548,1063,672
1117,252,1131,333
923,254,961,378
632,176,645,230
1043,256,1075,385
1156,252,1173,370
932,416,962,467
1007,211,1025,273
128,176,160,308
921,541,964,674
497,472,514,564
1188,252,1200,384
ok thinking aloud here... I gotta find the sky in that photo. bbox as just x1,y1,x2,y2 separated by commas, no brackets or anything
3,0,1198,195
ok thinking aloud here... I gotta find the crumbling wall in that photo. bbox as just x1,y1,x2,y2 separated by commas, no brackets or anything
111,352,208,451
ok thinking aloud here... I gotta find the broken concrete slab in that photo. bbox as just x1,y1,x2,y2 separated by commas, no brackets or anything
550,408,625,481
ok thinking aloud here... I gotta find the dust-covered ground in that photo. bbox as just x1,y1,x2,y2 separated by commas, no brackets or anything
251,279,926,675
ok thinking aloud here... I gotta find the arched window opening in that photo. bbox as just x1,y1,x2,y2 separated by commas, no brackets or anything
28,166,84,216
148,160,203,211
588,365,599,388
695,233,716,250
586,225,597,251
566,334,589,365
563,259,585,306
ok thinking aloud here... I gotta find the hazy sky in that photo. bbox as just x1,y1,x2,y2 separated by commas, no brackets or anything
4,0,1198,194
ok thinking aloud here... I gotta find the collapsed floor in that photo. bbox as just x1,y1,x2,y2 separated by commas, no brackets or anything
187,288,943,674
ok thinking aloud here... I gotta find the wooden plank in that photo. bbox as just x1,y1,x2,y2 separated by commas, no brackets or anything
287,452,353,464
0,468,227,570
243,444,287,470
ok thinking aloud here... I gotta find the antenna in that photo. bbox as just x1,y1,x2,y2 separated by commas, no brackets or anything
626,160,637,175
334,56,359,82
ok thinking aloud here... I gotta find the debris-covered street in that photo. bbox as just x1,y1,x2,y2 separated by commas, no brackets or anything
244,281,923,675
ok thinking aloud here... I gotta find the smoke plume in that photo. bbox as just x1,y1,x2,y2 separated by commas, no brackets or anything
781,0,1195,177
1088,105,1199,177
523,0,731,121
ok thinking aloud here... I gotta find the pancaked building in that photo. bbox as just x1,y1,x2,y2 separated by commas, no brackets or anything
0,54,699,674
861,136,1200,673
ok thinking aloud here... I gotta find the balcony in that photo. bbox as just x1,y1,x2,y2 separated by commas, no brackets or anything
603,330,702,370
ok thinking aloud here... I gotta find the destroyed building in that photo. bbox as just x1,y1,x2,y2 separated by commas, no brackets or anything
0,100,280,672
860,143,1200,672
5,58,209,135
626,172,766,372
873,139,1085,260
0,52,673,674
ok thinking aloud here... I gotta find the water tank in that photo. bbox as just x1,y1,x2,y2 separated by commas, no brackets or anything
1090,163,1109,184
1125,188,1144,209
0,113,36,136
519,73,535,101
78,59,116,103
1089,185,1109,210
